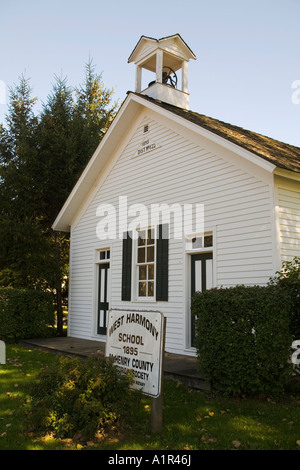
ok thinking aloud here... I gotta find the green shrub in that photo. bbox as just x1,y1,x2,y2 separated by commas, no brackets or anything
192,285,292,395
27,356,138,439
0,288,55,341
269,257,300,340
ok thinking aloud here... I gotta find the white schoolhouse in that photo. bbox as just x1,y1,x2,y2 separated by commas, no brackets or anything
53,35,300,356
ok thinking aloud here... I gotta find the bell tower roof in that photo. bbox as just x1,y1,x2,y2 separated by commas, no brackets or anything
128,34,196,69
128,34,196,110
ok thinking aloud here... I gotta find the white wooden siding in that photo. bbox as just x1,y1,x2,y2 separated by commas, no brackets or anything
276,177,300,262
68,112,276,354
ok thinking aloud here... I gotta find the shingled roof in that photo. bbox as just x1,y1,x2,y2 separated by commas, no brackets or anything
133,92,300,174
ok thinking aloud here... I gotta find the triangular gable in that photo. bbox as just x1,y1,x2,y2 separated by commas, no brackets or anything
53,91,296,232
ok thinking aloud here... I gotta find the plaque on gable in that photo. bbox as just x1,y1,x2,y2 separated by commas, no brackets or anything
134,137,160,157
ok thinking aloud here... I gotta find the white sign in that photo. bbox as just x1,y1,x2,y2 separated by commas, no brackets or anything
105,309,164,398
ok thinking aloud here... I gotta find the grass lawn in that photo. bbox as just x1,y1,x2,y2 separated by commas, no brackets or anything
0,344,300,451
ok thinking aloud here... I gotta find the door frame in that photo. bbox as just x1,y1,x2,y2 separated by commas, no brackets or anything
95,248,111,337
185,228,216,350
97,262,110,335
190,252,213,347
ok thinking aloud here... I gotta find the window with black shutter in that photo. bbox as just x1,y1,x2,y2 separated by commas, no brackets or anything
136,228,155,298
121,224,169,302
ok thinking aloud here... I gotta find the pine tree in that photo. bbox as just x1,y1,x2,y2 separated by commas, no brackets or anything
0,63,118,335
0,75,54,288
37,65,117,334
73,59,118,178
0,75,40,219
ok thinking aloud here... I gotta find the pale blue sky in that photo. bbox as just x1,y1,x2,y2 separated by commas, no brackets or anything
1,0,300,146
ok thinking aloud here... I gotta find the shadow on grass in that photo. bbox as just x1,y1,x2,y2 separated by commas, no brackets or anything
96,380,300,451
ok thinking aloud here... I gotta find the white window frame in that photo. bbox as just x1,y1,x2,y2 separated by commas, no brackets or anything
97,248,111,263
185,231,214,254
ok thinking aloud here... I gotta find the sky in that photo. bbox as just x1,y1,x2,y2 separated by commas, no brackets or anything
1,0,300,147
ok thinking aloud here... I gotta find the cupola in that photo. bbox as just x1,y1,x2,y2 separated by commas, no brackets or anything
128,34,196,110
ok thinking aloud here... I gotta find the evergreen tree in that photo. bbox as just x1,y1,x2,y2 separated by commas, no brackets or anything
37,75,76,225
0,75,54,289
73,59,118,181
0,75,40,219
38,65,117,334
0,63,118,335
38,64,117,227
37,75,79,334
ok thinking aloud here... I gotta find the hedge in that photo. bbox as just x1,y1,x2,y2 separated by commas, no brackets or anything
192,285,293,395
269,257,300,340
0,287,55,342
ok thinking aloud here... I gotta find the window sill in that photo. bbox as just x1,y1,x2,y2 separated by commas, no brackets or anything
185,247,213,254
131,298,157,303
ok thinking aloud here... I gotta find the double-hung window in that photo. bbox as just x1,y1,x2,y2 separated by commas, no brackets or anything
121,224,168,302
137,228,155,299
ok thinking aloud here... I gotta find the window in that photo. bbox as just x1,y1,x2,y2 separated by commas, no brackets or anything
137,228,155,298
99,249,110,261
189,232,213,250
121,224,168,302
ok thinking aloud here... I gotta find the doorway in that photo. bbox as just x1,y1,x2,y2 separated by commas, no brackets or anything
190,252,213,347
97,252,110,335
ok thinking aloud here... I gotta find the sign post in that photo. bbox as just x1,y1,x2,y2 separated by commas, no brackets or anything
151,316,166,432
105,309,166,431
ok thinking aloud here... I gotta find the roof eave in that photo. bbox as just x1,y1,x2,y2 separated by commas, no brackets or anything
129,93,276,174
274,167,300,181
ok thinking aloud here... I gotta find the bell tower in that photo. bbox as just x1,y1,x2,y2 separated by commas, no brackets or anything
128,34,196,110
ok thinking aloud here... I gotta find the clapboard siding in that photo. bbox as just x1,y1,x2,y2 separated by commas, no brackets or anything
68,113,276,354
276,179,300,262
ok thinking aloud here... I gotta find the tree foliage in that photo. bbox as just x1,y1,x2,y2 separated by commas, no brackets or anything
0,62,118,333
0,75,50,288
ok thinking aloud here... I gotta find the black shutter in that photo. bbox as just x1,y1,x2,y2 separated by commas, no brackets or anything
122,231,132,301
156,223,169,301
